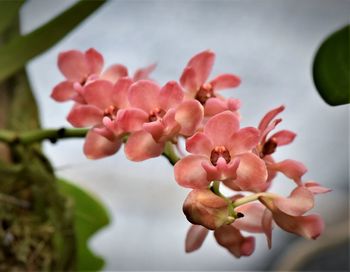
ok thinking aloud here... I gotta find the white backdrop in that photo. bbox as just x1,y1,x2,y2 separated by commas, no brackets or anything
21,0,349,271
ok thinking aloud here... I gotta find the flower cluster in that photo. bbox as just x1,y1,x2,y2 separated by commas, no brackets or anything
51,49,330,258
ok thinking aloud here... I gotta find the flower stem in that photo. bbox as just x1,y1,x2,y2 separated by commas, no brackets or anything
162,141,181,165
232,192,278,207
0,128,88,145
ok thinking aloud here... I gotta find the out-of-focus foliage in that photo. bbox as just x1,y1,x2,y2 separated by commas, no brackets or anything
313,25,349,106
0,1,25,35
58,179,110,271
0,0,106,83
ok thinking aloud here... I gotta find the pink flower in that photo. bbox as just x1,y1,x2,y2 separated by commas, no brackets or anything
256,105,307,187
185,224,255,258
118,80,203,161
67,77,133,159
51,48,156,103
180,50,241,116
174,111,267,191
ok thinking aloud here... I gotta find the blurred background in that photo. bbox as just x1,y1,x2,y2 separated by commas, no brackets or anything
21,0,349,271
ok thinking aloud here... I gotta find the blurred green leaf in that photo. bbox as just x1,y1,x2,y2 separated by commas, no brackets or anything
0,1,25,35
0,0,106,83
58,178,110,271
313,25,350,106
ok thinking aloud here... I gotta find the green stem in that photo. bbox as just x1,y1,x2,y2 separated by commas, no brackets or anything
0,128,88,145
232,192,278,208
162,141,180,166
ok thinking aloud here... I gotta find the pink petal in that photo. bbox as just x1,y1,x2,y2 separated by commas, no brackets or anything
101,64,128,83
233,203,266,233
159,81,184,110
235,153,268,192
259,196,324,240
186,50,215,88
209,74,241,91
143,120,164,142
262,209,273,249
58,50,89,82
133,63,157,81
270,130,296,146
85,48,104,75
174,155,210,189
180,67,198,92
186,132,213,157
269,159,307,184
185,225,209,253
258,105,285,132
274,186,314,216
51,81,77,102
128,80,160,112
228,127,260,156
304,181,332,195
216,157,240,181
83,129,121,159
83,80,114,109
175,100,204,136
116,108,148,132
204,111,240,146
124,130,164,161
214,225,255,258
67,104,103,127
111,77,133,109
204,96,240,117
260,118,282,143
161,109,181,140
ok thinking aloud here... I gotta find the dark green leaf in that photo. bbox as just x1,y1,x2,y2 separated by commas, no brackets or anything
58,179,110,271
0,0,106,83
313,25,350,106
0,1,25,35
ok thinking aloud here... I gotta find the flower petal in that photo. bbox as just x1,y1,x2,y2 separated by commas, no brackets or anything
85,48,104,75
304,181,332,194
67,104,103,127
214,225,255,258
51,81,77,102
124,130,164,161
174,155,210,189
262,209,273,249
235,153,268,192
233,202,266,233
204,97,241,117
175,100,203,136
101,64,128,83
128,80,160,112
270,130,296,146
185,225,209,253
186,132,213,157
83,129,121,159
210,73,241,90
117,108,148,132
180,67,198,92
111,77,133,109
83,80,114,109
274,186,314,216
258,105,285,132
268,159,307,184
204,111,240,145
159,81,184,110
143,120,164,142
186,50,215,88
58,50,89,82
133,63,157,81
228,127,260,156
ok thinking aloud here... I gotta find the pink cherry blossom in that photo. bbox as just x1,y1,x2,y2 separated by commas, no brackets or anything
117,80,203,161
174,111,267,191
67,77,132,159
180,50,241,116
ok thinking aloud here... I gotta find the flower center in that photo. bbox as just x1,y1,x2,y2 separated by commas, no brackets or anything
148,107,166,122
103,105,119,120
195,83,215,105
210,146,231,166
261,137,277,157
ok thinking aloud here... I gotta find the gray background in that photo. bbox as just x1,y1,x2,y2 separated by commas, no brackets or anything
21,0,349,271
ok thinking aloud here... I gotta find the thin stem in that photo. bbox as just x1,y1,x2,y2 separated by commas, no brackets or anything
232,192,278,207
162,141,181,166
0,128,88,145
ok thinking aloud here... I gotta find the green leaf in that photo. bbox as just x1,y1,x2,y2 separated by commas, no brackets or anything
313,25,350,106
0,1,25,35
0,0,106,83
58,179,110,271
